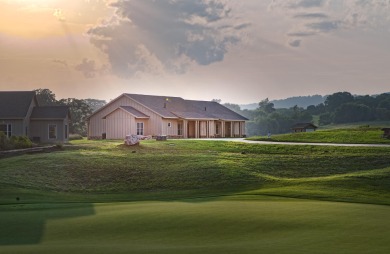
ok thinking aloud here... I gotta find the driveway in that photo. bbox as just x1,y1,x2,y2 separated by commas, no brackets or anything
189,138,390,147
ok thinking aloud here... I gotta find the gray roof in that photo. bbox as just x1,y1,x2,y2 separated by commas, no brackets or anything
188,100,248,121
120,106,150,118
125,94,248,120
30,106,70,119
0,91,36,119
103,106,150,119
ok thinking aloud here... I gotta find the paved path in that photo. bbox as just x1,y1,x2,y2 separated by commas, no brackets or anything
189,138,390,147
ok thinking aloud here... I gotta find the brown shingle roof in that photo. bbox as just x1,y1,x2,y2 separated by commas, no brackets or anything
0,91,36,119
30,106,70,119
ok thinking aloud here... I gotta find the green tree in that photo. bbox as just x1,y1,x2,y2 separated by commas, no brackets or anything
258,98,275,114
34,88,57,106
324,92,354,111
334,103,373,123
84,98,107,112
58,98,93,136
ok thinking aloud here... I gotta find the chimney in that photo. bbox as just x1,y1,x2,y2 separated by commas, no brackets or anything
164,102,167,108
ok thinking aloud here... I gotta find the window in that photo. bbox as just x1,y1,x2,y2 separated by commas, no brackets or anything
168,122,172,127
178,123,183,135
48,124,57,139
65,125,68,139
216,123,220,135
0,124,12,138
137,122,144,135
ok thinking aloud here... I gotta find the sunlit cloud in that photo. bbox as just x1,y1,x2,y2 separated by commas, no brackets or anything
87,0,248,78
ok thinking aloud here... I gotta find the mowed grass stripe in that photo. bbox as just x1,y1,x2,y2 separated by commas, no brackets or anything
0,200,389,253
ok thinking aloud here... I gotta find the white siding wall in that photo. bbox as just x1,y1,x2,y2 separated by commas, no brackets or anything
88,95,163,139
105,109,150,139
161,119,180,136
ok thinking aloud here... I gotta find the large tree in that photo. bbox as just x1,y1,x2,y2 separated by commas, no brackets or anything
324,92,354,111
34,88,57,106
58,98,93,136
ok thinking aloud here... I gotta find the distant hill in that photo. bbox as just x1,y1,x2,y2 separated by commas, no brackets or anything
241,95,326,110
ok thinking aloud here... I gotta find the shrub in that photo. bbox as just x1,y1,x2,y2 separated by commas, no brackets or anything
69,134,84,140
14,136,33,149
0,132,10,150
0,134,32,151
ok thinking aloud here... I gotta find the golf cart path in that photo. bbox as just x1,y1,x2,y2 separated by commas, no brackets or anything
192,138,390,147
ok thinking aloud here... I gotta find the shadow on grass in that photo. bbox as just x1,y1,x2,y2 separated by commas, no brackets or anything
0,203,95,246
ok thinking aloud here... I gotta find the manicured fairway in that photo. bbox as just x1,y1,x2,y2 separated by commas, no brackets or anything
1,197,390,254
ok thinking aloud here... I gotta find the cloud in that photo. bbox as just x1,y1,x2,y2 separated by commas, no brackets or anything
75,58,108,78
269,0,390,47
289,0,325,9
288,39,302,47
293,13,328,19
306,20,340,32
87,0,247,78
52,59,68,68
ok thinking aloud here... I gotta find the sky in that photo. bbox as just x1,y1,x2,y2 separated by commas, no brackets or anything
0,0,390,104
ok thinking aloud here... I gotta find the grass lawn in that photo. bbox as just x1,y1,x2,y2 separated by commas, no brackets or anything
248,127,390,144
1,139,390,253
1,199,390,254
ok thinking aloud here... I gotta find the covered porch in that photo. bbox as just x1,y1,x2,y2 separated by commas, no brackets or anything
181,119,246,138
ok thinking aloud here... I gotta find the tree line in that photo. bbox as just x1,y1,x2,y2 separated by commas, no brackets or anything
222,91,390,136
34,89,106,136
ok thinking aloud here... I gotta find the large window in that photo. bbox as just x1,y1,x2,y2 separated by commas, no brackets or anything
48,124,57,139
136,122,144,135
0,124,12,138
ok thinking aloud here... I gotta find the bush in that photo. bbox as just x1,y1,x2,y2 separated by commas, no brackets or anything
0,134,32,151
0,132,10,150
69,134,84,140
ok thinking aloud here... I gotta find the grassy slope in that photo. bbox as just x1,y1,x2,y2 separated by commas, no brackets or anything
1,140,390,253
1,139,390,205
248,127,390,144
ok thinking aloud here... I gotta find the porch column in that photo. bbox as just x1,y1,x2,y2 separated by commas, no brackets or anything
221,121,225,138
195,120,199,138
230,122,233,138
183,120,188,138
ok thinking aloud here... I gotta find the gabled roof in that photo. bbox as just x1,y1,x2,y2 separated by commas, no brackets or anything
125,94,190,119
292,123,318,129
30,106,70,120
103,106,150,119
0,91,37,119
125,94,248,121
88,93,248,121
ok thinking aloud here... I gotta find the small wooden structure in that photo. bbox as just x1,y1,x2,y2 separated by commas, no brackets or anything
292,123,318,133
382,128,390,138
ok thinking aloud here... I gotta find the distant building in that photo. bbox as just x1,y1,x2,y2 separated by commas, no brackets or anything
0,91,70,143
292,123,318,133
87,93,248,139
382,128,390,138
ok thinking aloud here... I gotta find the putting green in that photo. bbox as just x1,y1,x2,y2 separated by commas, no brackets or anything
1,197,389,253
